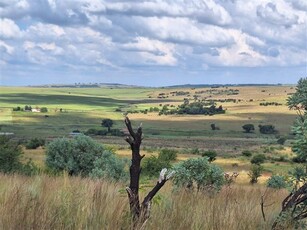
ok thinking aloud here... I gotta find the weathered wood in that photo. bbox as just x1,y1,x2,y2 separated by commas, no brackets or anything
124,117,174,225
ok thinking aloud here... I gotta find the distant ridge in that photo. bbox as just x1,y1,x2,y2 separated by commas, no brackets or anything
165,83,287,88
28,83,141,88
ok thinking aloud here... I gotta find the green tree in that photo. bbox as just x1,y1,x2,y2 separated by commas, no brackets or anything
101,118,114,132
0,136,23,173
142,156,171,177
287,77,307,165
248,164,263,184
251,154,266,165
242,124,255,133
172,157,224,192
201,150,217,162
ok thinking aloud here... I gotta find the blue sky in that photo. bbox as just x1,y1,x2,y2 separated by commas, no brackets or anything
0,0,306,86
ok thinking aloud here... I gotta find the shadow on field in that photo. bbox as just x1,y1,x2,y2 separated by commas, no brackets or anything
0,93,173,107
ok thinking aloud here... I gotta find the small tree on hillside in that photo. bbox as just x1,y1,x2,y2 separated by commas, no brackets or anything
242,124,255,133
101,118,114,132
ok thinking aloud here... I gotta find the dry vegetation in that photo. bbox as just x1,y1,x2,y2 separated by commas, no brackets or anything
0,174,288,230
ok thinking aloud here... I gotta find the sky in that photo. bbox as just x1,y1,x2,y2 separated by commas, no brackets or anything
0,0,306,86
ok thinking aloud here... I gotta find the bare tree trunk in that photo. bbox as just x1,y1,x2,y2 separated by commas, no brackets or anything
272,183,307,229
124,117,174,225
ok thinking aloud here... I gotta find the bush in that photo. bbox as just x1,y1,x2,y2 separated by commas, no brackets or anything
259,125,277,134
277,137,287,145
0,136,23,173
201,150,217,162
267,175,288,189
248,164,264,184
242,124,255,133
90,151,128,182
40,107,48,113
242,150,252,157
25,138,45,149
251,154,266,165
172,157,224,192
158,149,177,161
142,156,171,177
46,135,125,177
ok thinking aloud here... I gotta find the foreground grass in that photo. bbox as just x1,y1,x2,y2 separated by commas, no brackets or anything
0,174,288,230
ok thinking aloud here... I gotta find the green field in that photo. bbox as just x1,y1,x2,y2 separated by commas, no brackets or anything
0,85,299,183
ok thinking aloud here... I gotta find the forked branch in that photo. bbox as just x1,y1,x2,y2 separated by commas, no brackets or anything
124,117,174,224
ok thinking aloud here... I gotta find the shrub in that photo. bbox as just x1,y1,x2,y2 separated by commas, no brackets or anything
142,156,171,177
40,107,48,113
0,136,23,173
46,135,125,177
248,164,264,184
20,159,41,176
191,148,200,155
277,137,287,145
90,151,128,182
251,154,266,165
201,150,217,162
267,175,288,189
158,149,177,161
25,138,45,149
242,150,252,157
172,157,224,192
242,124,255,133
259,124,277,134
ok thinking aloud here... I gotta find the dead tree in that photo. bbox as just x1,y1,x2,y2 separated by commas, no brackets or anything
272,183,307,229
124,117,174,224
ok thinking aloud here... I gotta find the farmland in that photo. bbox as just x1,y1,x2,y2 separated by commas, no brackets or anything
0,85,299,183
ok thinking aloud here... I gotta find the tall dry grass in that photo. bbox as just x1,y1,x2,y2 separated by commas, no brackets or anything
0,174,287,230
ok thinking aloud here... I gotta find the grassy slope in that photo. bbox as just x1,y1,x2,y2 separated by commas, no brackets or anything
0,174,288,230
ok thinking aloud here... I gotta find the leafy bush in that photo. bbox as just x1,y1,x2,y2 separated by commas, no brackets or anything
20,159,41,176
90,151,128,182
172,157,224,192
242,150,252,157
251,154,266,165
158,149,177,161
142,156,171,177
267,175,288,189
0,136,23,173
248,164,264,184
259,125,277,134
40,107,48,113
25,138,45,149
242,124,255,133
46,135,125,177
277,137,287,145
201,150,217,162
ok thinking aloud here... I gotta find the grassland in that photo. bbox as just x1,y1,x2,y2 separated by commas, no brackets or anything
0,173,288,230
0,85,298,181
0,85,304,229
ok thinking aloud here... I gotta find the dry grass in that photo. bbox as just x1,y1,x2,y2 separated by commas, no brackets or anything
0,174,288,230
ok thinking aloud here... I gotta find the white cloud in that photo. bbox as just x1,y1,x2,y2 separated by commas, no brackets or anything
0,0,305,85
0,18,22,39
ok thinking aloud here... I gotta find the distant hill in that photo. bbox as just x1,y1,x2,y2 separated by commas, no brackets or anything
28,83,140,88
165,83,286,88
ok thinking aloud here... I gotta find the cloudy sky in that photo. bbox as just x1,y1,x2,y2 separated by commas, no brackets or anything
0,0,306,86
